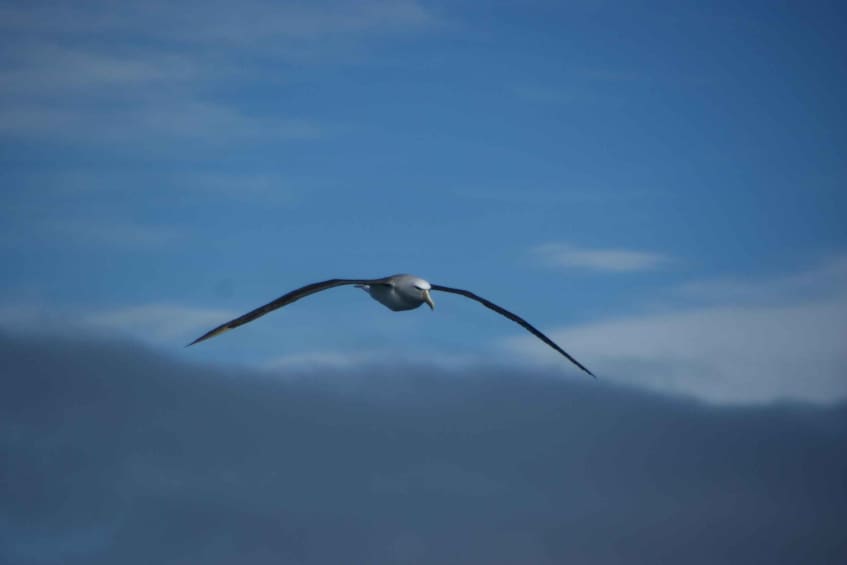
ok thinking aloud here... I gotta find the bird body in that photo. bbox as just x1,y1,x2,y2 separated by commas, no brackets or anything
189,273,595,378
357,274,433,311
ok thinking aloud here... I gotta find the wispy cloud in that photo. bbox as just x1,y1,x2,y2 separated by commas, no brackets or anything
84,304,237,343
0,43,198,95
264,348,478,372
172,172,300,204
0,1,435,44
0,301,236,345
676,255,847,305
0,40,312,145
0,100,324,144
508,255,847,405
0,1,435,145
533,242,668,272
0,215,182,251
31,220,182,250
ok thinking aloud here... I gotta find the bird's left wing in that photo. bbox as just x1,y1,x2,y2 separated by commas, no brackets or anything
188,277,392,346
430,284,595,378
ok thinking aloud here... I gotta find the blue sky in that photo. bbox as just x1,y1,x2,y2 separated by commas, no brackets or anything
1,0,845,404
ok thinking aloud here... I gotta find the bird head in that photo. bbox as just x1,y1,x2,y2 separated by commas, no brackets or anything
407,277,434,310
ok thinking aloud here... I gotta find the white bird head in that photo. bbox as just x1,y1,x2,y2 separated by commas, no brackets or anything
394,274,434,310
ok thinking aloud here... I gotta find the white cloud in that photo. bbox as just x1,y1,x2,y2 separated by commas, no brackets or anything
533,243,668,272
508,256,847,405
0,301,235,345
676,255,847,305
84,304,237,343
263,349,478,372
263,350,386,370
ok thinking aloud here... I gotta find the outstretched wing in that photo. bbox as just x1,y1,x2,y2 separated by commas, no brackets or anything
188,277,392,346
430,284,595,378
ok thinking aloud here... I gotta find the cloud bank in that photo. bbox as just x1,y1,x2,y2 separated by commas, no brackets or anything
1,332,845,564
512,255,847,405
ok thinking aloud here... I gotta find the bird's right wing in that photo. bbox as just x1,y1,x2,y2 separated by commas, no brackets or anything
188,277,393,346
430,284,595,378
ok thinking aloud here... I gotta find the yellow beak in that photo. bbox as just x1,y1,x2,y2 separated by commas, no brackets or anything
423,289,435,310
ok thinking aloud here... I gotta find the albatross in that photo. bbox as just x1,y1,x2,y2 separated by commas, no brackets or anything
188,274,595,378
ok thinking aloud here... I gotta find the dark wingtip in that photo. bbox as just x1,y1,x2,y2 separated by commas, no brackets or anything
185,327,225,348
561,352,596,380
577,364,597,379
571,358,597,380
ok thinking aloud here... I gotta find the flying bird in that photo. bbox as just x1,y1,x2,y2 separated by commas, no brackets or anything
188,274,595,378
